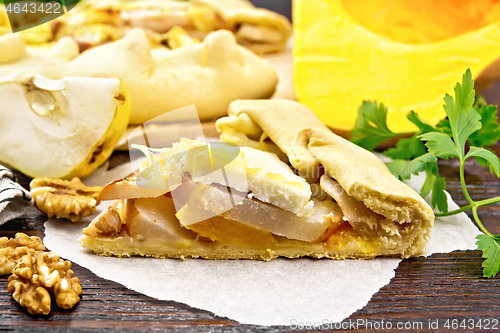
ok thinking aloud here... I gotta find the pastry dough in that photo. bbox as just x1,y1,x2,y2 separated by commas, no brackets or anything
2,0,291,54
0,29,277,124
191,0,292,54
79,100,434,260
218,100,434,227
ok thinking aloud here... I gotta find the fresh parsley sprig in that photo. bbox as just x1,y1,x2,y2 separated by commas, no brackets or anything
350,69,500,278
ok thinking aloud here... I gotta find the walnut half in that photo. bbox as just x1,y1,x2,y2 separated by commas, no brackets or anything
7,254,51,315
0,233,46,276
30,178,102,222
7,252,82,315
82,204,123,237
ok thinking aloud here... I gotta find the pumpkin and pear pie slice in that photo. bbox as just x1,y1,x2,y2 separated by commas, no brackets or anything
79,100,434,260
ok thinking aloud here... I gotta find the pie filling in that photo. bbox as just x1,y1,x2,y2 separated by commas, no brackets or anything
81,175,414,253
80,139,420,259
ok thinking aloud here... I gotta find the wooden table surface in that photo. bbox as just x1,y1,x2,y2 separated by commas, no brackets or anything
2,86,500,333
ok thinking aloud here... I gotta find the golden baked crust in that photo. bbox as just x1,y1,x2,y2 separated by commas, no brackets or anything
79,233,420,261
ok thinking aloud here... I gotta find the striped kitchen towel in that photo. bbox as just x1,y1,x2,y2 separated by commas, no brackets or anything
0,165,32,225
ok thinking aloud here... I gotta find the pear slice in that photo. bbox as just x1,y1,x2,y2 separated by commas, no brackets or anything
173,181,339,242
0,73,130,179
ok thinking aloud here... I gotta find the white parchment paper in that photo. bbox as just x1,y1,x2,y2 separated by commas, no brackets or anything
43,159,480,326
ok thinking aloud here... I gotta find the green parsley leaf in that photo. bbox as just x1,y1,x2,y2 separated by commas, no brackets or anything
420,161,439,197
419,132,460,159
436,94,488,136
420,162,448,212
439,104,500,148
383,110,449,176
388,153,448,212
350,101,402,151
385,159,407,178
436,119,452,136
383,136,427,160
468,104,500,147
468,104,500,168
474,93,487,109
431,176,448,212
444,69,482,156
383,111,440,160
465,147,500,177
399,152,437,180
407,111,438,134
476,234,500,278
474,147,497,169
434,104,500,169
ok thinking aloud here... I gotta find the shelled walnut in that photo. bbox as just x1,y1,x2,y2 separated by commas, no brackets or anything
30,178,102,222
7,252,82,315
0,233,46,275
7,254,51,315
1,233,82,315
82,204,123,236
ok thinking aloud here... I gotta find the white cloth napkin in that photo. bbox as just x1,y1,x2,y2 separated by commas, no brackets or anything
0,165,32,225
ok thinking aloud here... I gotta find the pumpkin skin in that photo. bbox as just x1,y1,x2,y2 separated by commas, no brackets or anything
293,0,500,133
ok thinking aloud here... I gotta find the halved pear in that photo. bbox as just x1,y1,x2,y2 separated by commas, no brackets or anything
0,73,130,179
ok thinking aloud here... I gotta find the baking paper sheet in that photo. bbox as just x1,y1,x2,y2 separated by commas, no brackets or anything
43,158,480,326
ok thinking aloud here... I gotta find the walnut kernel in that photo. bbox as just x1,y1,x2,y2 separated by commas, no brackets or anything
7,251,82,314
82,204,123,236
30,178,102,222
7,254,52,315
0,233,46,275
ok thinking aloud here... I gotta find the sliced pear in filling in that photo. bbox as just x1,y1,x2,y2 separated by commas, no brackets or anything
320,175,383,230
125,196,198,244
182,212,277,248
221,197,341,242
174,181,341,242
0,73,130,179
